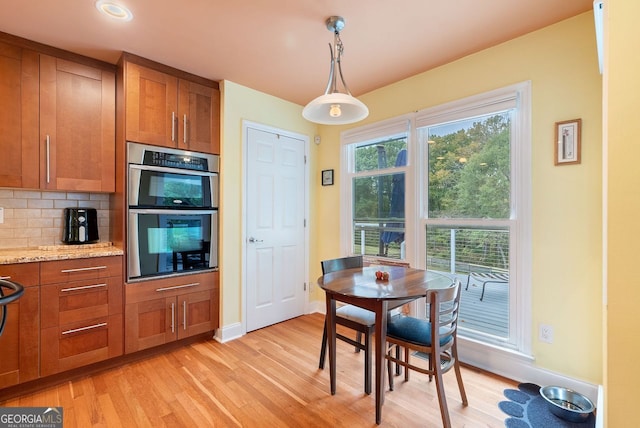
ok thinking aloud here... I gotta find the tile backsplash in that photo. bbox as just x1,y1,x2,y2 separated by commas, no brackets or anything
0,189,110,249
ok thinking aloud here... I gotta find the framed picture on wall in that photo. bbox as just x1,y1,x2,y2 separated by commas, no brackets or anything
321,169,334,186
554,119,582,165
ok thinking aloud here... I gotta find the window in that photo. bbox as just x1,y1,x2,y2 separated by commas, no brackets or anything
341,83,531,354
342,119,410,261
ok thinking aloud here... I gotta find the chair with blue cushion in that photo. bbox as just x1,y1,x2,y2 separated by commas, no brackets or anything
385,280,467,428
319,255,376,395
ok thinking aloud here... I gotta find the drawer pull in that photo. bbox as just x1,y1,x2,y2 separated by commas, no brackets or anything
61,283,107,292
156,282,200,292
171,303,175,333
46,135,51,184
0,276,11,280
62,322,107,335
183,300,187,330
60,265,107,273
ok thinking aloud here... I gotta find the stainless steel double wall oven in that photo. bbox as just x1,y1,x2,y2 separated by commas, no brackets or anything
127,142,219,281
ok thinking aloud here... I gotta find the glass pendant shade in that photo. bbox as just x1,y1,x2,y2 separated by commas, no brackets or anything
302,92,369,125
302,16,368,126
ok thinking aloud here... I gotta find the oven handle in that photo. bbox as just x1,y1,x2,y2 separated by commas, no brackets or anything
129,163,218,177
128,209,217,215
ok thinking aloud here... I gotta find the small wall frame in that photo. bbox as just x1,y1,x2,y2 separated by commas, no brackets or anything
321,169,334,186
554,119,582,165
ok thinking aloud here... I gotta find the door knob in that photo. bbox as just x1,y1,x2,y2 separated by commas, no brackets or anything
248,237,264,243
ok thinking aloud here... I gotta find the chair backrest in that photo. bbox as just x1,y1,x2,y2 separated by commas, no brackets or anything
321,255,363,275
426,280,462,350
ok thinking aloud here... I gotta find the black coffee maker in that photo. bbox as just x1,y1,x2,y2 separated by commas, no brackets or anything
62,208,99,244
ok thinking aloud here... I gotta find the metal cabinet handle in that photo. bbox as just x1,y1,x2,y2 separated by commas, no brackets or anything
61,283,107,292
60,265,107,273
183,300,187,330
183,114,188,144
155,282,199,292
46,135,51,184
62,322,107,335
171,111,176,142
0,276,11,280
171,302,175,333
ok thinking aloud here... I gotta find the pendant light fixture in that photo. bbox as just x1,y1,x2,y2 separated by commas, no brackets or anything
302,16,369,125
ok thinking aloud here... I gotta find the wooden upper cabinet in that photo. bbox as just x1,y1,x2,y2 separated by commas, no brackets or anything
125,59,220,154
125,62,178,148
0,42,39,188
177,79,220,154
39,55,116,192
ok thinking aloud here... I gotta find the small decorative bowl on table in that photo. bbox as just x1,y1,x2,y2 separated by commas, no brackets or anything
539,385,595,423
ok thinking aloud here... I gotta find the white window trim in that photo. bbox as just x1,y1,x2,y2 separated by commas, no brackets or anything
340,82,532,360
339,116,412,257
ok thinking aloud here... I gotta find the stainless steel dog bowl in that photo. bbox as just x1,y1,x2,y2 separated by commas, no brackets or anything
540,385,595,423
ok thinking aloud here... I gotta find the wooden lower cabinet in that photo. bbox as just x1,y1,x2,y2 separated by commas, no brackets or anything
0,263,39,389
39,256,123,377
125,271,219,353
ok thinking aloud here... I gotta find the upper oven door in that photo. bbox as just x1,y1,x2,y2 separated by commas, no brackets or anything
129,164,218,209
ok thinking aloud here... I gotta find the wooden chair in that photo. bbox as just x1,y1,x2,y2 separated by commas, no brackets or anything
319,255,375,395
385,280,467,428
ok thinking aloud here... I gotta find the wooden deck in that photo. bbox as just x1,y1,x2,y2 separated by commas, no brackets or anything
447,272,509,338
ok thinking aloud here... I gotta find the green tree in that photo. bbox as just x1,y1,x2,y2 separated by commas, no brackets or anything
428,113,510,219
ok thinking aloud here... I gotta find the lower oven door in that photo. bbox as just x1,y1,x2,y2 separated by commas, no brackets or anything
128,209,218,281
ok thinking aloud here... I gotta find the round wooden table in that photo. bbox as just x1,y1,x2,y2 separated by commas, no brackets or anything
318,265,453,424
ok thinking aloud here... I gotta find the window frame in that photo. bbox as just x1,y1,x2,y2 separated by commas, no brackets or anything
340,82,532,356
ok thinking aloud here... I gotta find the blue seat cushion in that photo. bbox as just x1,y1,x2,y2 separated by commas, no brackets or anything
387,316,453,347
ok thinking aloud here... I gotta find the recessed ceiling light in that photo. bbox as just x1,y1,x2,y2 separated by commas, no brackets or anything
95,0,133,21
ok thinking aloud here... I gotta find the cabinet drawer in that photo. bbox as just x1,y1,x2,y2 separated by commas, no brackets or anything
41,276,122,328
126,271,217,303
41,313,123,376
41,256,122,285
0,262,39,287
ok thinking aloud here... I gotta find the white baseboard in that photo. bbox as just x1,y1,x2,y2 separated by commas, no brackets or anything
214,321,243,343
596,384,604,428
457,337,599,404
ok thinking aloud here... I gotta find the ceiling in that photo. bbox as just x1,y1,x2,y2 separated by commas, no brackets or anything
0,0,593,106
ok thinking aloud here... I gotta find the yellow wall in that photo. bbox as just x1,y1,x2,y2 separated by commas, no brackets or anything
605,0,640,424
219,81,317,326
219,13,603,386
315,13,602,383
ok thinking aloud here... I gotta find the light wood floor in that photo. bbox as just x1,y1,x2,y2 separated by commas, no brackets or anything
0,313,517,427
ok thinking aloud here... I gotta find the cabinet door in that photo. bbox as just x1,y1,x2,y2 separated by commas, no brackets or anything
177,289,218,339
125,62,178,148
177,80,220,154
39,55,116,192
124,296,176,353
0,264,40,388
0,42,39,188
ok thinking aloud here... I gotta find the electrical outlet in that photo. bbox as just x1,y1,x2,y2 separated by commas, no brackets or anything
539,324,554,343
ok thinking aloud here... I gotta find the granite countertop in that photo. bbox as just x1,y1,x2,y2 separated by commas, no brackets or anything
0,242,124,264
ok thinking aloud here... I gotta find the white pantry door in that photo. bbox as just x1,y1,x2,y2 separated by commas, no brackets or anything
245,125,306,332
